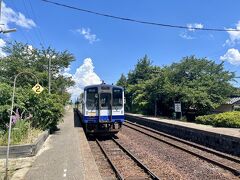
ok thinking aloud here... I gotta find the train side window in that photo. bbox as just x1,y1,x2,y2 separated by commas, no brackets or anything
113,88,123,107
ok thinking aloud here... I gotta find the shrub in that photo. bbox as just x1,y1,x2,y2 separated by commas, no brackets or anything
0,120,29,145
0,86,65,131
0,83,12,131
196,111,240,128
31,93,64,130
18,89,64,130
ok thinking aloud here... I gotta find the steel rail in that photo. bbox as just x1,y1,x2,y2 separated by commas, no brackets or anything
111,138,160,180
124,121,240,176
96,139,124,180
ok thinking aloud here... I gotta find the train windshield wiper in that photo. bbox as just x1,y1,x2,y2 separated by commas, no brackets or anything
114,106,119,111
90,101,98,111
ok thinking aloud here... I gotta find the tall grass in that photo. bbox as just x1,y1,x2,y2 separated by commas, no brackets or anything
0,120,42,146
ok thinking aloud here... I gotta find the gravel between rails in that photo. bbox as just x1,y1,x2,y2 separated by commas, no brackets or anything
88,139,117,180
124,122,240,175
98,137,151,179
118,126,239,180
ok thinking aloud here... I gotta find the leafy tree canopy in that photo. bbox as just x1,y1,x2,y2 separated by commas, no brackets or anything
118,55,236,117
0,41,75,131
0,41,75,94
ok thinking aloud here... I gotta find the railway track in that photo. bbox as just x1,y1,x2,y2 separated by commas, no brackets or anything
96,137,160,180
124,120,240,177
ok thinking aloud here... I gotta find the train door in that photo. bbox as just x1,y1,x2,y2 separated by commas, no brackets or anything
99,92,112,122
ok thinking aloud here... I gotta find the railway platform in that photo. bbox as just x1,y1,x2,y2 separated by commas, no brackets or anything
125,113,240,156
24,108,102,180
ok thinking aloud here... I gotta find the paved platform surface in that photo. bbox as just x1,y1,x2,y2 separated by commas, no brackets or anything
24,108,102,180
126,113,240,138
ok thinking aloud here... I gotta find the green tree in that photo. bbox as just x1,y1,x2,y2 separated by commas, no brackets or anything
122,55,161,113
127,55,154,84
116,74,127,88
165,56,235,115
117,55,236,118
0,41,75,96
0,41,75,131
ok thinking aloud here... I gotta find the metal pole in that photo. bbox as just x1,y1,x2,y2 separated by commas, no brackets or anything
4,75,17,180
154,99,157,117
48,57,51,94
4,72,38,180
0,0,2,23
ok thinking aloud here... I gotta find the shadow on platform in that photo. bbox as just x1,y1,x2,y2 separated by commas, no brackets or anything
74,110,82,128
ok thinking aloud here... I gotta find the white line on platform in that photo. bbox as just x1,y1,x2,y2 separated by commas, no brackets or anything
63,169,67,177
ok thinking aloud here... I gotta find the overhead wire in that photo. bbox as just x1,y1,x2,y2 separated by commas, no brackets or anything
41,0,240,32
21,0,39,47
28,0,46,47
9,0,33,45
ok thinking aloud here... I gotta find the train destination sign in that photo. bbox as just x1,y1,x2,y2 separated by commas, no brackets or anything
32,83,44,94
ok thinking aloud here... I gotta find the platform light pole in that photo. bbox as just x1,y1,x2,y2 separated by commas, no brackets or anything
0,0,17,34
4,72,39,180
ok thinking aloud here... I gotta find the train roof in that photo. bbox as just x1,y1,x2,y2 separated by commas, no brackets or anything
84,83,123,90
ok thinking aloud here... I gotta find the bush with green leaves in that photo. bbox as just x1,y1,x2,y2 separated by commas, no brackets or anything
16,88,64,130
0,83,64,131
196,111,240,128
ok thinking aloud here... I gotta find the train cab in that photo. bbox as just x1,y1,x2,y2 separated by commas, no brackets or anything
79,83,124,134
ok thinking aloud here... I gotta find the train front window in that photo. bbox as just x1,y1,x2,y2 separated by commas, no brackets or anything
100,93,111,109
86,88,98,110
113,88,123,108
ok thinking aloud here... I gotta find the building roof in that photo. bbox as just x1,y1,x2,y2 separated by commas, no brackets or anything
226,97,240,104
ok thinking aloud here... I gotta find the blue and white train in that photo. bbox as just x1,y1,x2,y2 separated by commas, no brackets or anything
77,82,124,134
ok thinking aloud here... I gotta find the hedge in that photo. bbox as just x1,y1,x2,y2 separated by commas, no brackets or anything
196,111,240,128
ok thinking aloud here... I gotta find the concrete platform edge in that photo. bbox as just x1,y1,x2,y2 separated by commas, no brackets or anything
0,130,49,159
77,112,102,180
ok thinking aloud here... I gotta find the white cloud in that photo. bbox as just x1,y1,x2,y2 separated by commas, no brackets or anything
187,23,204,32
67,58,101,100
179,31,195,40
0,39,7,57
180,23,203,40
225,21,240,46
15,13,36,28
220,48,240,65
1,2,36,30
61,66,72,78
76,28,99,44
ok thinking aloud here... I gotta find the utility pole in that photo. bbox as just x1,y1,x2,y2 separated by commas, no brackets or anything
47,54,56,94
0,0,17,34
48,57,51,94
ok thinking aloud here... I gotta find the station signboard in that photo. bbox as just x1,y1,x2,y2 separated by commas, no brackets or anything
174,102,181,112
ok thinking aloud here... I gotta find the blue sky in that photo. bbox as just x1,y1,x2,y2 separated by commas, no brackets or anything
1,0,240,98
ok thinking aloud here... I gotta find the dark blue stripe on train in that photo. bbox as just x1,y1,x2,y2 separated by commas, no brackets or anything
83,115,124,123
